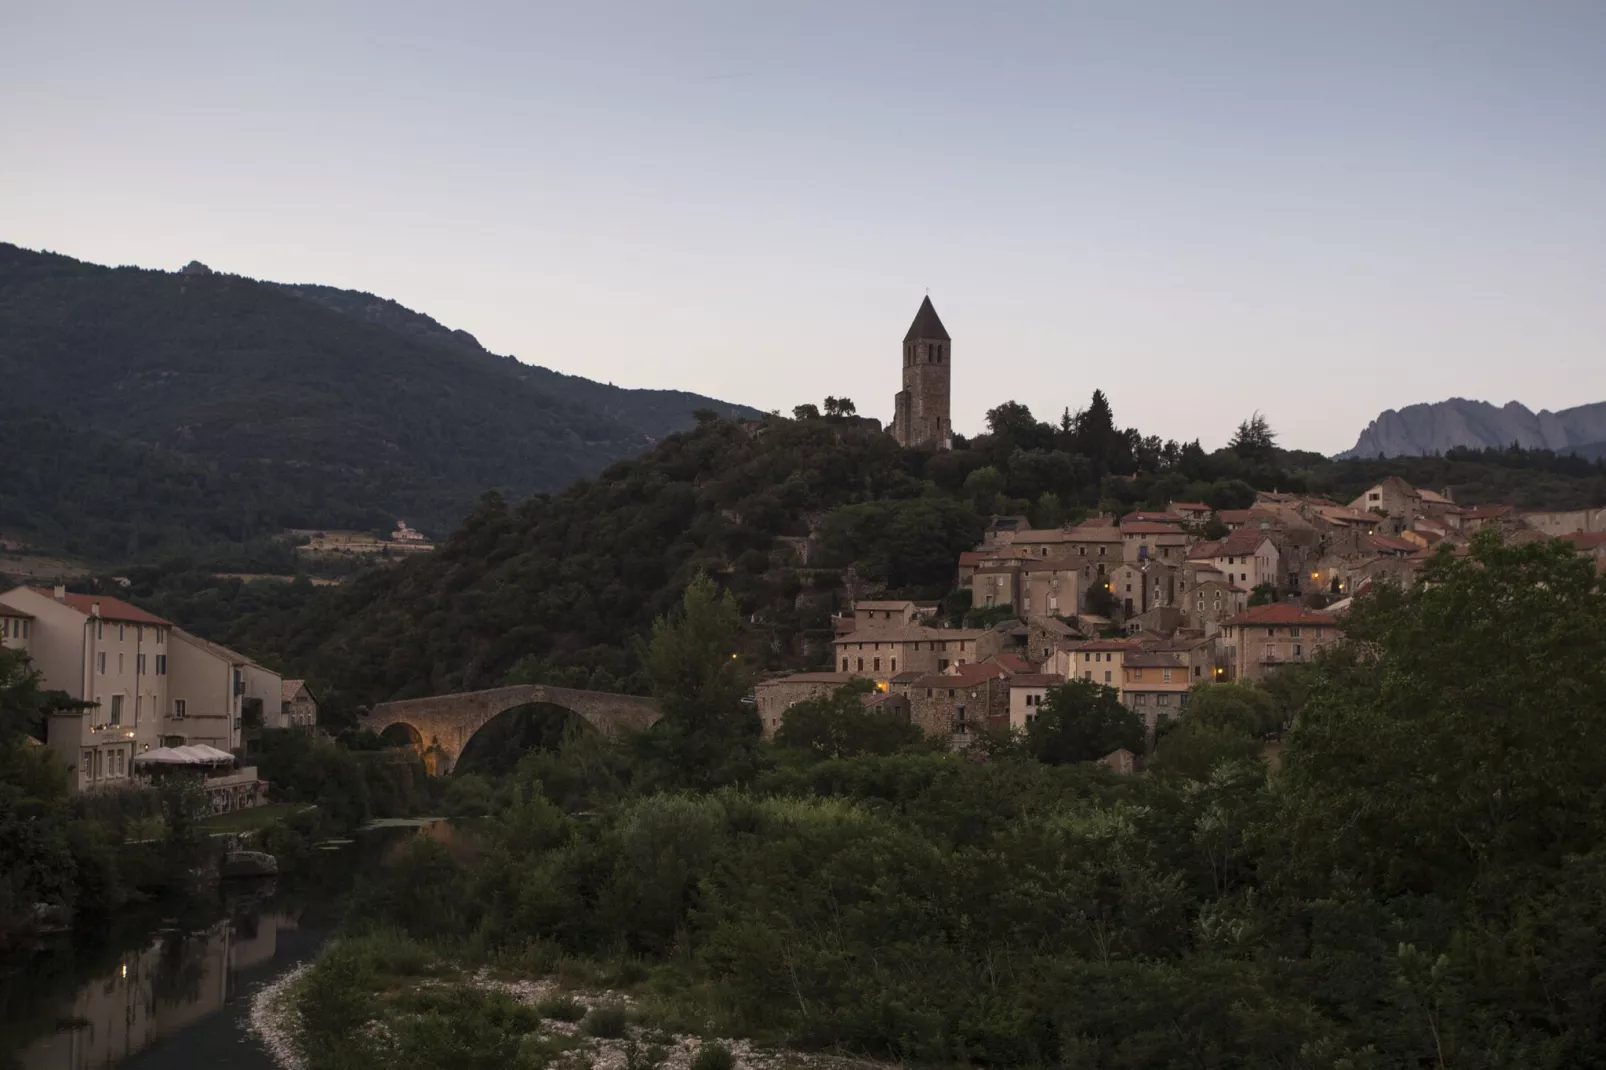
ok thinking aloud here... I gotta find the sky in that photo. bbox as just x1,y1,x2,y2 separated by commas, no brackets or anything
3,1,1604,454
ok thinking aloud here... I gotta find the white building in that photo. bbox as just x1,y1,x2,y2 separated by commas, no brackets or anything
0,586,283,793
0,586,172,793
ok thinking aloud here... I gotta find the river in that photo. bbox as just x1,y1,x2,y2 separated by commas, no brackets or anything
0,821,443,1070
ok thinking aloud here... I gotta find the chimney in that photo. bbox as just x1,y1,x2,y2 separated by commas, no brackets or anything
52,585,66,600
91,602,101,617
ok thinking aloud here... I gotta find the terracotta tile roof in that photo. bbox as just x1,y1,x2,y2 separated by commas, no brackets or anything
1062,637,1142,652
0,605,33,618
1224,604,1338,627
1464,504,1516,520
1120,521,1186,535
1122,512,1185,526
1124,651,1185,668
1561,532,1606,549
282,679,307,702
911,662,1010,687
173,628,251,665
855,600,939,611
1364,533,1418,554
1168,501,1211,512
986,652,1038,673
832,627,989,646
27,588,169,625
1008,673,1065,687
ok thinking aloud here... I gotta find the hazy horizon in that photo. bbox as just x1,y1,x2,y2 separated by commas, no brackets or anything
4,2,1604,453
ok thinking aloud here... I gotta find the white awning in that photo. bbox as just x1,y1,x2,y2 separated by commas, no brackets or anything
134,744,236,766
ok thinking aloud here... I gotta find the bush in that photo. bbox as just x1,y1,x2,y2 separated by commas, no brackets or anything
690,1041,736,1070
537,994,587,1022
582,1003,630,1038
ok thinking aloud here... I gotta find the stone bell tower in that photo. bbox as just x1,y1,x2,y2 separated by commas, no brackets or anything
890,296,952,449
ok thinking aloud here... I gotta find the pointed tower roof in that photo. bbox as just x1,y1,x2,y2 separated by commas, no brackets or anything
903,296,950,343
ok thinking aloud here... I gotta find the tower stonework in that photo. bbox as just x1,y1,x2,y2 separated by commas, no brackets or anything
891,296,952,450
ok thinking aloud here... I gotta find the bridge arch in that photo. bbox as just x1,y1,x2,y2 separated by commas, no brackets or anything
360,685,660,774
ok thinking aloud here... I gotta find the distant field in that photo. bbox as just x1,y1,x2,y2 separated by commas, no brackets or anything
0,553,90,581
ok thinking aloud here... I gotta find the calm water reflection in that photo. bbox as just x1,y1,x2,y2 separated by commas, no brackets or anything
1,822,443,1070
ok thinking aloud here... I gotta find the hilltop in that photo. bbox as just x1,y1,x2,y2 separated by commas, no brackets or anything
1341,397,1606,459
121,396,1602,718
0,244,759,563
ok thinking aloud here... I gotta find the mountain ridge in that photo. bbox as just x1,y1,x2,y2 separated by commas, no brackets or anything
0,243,761,560
1339,397,1606,459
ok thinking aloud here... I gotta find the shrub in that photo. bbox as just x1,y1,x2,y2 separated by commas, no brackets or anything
582,1003,630,1038
691,1041,736,1070
538,994,587,1022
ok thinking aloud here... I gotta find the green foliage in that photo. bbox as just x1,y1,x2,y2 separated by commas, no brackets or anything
773,681,921,758
536,995,588,1022
637,574,759,789
689,1041,735,1070
1025,679,1145,764
1281,531,1606,898
582,1003,630,1038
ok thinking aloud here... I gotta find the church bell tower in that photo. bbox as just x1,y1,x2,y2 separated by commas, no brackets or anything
891,295,952,449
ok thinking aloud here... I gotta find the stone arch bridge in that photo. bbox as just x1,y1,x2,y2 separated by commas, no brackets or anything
361,685,660,774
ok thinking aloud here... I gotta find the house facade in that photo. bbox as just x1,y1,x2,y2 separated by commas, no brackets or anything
1219,604,1340,682
0,586,172,793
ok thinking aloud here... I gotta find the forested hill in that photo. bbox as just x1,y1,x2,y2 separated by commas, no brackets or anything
0,244,758,562
148,399,1606,717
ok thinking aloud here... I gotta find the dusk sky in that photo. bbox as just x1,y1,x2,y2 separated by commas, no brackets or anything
4,1,1604,454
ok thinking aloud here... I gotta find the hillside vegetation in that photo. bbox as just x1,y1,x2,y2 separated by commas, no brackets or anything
0,244,757,562
113,398,1606,720
286,536,1606,1069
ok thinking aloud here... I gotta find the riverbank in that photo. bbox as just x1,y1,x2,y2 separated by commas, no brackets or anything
264,942,883,1070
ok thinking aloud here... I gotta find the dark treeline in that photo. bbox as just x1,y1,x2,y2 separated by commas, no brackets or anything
115,401,1606,717
290,534,1606,1069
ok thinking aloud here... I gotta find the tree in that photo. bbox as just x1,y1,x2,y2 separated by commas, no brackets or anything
792,403,820,420
1229,413,1277,461
1032,491,1066,528
961,465,1006,512
1024,679,1144,764
774,681,921,758
1147,720,1261,780
1247,583,1277,607
1185,682,1282,737
640,573,758,788
822,397,857,417
692,408,720,425
1280,532,1606,897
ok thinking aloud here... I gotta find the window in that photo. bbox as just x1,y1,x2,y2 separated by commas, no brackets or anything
97,652,106,674
1098,546,1106,556
96,621,103,640
80,749,92,774
156,628,164,645
1132,668,1143,682
1369,491,1380,501
1157,694,1170,707
1078,547,1086,557
1104,671,1111,683
118,653,125,674
1193,665,1202,677
156,655,166,675
926,688,933,697
856,658,864,671
891,658,897,672
173,699,186,720
1163,669,1172,682
93,750,103,779
1083,671,1092,681
947,689,956,698
116,750,126,776
137,654,146,675
1294,644,1304,658
118,625,125,641
109,695,123,725
841,658,849,671
873,657,881,672
1134,693,1147,706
